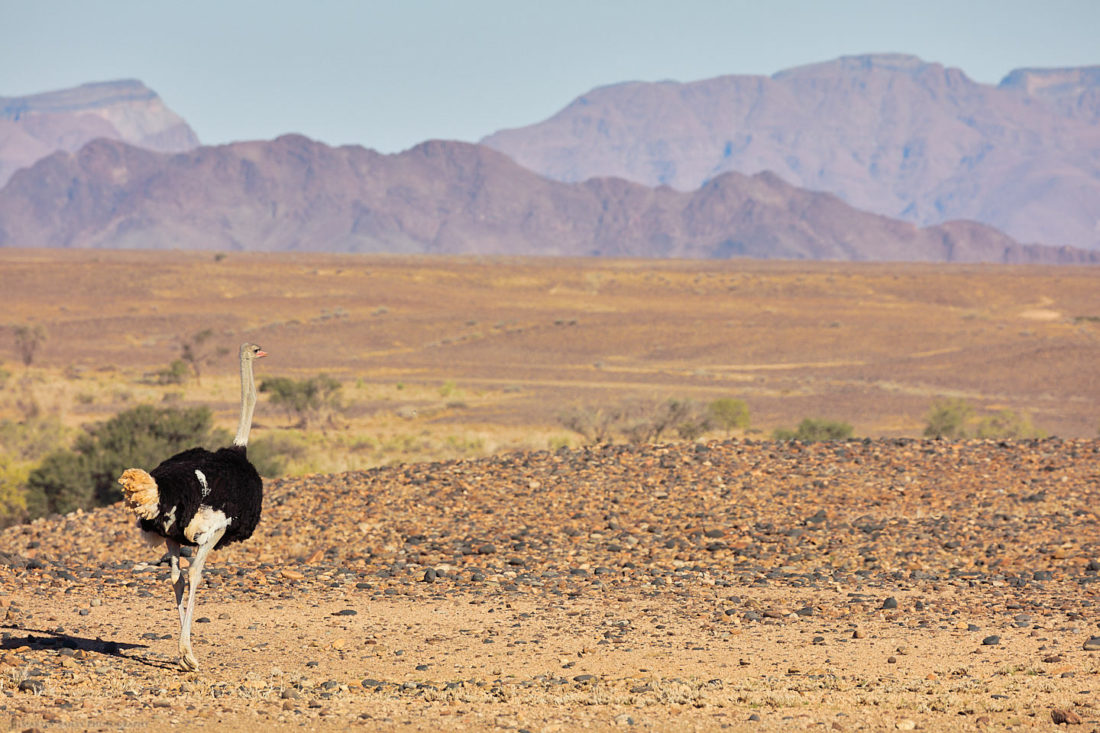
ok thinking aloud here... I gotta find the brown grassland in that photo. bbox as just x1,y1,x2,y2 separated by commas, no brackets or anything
1,248,1098,444
1,249,1099,732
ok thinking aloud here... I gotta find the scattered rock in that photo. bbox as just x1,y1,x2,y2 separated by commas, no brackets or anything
1051,708,1082,725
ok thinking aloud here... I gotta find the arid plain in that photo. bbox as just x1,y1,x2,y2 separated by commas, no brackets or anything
1,250,1099,731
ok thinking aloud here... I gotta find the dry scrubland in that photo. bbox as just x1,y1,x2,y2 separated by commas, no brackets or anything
1,250,1099,731
1,249,1098,444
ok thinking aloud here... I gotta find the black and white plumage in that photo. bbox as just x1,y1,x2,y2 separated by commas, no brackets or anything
118,342,266,671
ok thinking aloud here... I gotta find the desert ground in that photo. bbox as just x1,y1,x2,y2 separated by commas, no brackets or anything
1,250,1099,731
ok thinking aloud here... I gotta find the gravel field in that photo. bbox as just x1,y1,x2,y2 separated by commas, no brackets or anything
2,437,1099,731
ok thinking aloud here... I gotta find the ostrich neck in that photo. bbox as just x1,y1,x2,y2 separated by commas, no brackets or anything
232,356,256,447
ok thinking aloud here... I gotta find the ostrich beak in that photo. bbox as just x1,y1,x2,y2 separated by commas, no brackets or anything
255,350,268,359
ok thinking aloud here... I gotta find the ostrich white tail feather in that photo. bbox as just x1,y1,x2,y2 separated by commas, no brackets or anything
118,468,160,520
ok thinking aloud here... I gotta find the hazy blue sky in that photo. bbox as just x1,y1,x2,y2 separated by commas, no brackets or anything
2,1,1097,153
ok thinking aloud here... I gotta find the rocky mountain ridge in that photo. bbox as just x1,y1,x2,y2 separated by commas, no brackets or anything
481,54,1100,251
0,79,199,187
1,134,1093,263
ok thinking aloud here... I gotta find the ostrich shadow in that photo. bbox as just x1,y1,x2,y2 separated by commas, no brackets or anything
1,624,178,671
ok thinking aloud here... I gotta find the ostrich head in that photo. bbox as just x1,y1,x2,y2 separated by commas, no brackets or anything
241,343,268,361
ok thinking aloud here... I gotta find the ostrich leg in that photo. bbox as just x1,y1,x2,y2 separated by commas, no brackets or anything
177,528,226,671
166,540,185,629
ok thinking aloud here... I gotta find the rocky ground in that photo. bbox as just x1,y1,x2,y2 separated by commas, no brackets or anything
2,438,1099,731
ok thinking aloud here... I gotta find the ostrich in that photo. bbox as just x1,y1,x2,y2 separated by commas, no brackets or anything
117,342,267,671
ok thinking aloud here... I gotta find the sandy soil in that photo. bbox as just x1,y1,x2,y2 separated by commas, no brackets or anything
2,438,1099,731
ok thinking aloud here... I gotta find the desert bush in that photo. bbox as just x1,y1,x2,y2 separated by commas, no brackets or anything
707,398,750,434
180,329,229,383
924,398,973,438
560,398,711,445
23,405,223,517
558,405,622,445
975,409,1046,439
0,455,29,529
260,375,343,429
154,358,191,385
0,416,70,462
247,432,310,477
773,418,853,442
12,324,46,367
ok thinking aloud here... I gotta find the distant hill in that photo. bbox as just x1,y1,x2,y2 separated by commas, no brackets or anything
0,134,1093,263
481,54,1100,252
0,80,199,187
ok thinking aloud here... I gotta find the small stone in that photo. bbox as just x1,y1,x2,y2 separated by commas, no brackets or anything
280,688,301,700
1051,708,1082,725
895,719,916,731
881,597,898,610
981,635,1001,646
332,609,357,616
18,678,45,694
1083,636,1100,651
852,628,865,639
280,569,305,581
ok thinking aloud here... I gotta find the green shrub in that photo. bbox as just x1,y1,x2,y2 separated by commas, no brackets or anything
975,409,1046,439
773,418,853,442
0,416,70,461
24,405,221,517
0,455,29,529
707,398,750,434
924,398,973,438
155,358,191,385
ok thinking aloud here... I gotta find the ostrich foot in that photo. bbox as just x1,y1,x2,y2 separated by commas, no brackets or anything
179,646,199,671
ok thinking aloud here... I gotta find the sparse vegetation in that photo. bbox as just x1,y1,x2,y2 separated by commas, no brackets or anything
154,358,191,385
924,398,973,439
180,329,230,383
12,324,46,367
23,405,227,517
707,398,751,434
975,409,1046,439
260,375,343,429
924,398,1046,439
0,454,29,528
773,418,853,442
560,398,713,445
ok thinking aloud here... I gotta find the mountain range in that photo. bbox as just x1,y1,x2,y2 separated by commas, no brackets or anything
1,56,1098,263
1,134,1093,263
0,80,199,188
482,54,1100,252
